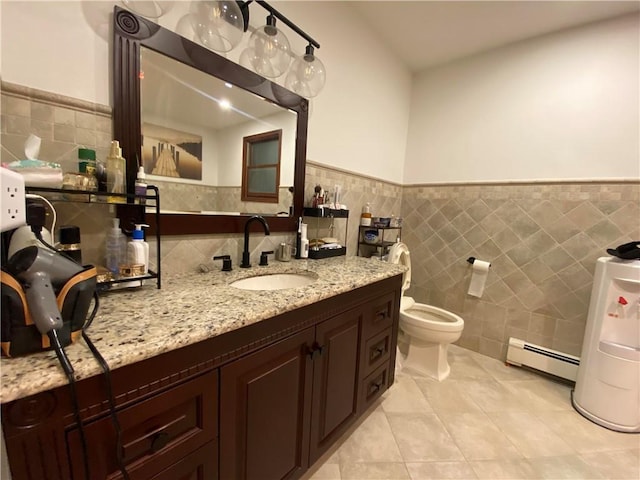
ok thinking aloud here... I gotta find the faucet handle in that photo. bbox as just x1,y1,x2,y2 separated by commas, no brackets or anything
259,250,274,266
213,255,232,271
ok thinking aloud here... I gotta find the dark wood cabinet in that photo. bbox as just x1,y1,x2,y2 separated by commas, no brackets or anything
2,275,402,480
219,327,315,480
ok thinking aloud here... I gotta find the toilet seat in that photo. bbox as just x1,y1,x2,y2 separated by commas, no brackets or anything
388,242,411,293
401,299,464,333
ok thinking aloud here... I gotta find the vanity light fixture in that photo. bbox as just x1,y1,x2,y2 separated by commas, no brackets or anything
190,0,325,97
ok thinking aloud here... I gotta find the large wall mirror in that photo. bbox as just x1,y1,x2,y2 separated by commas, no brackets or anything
113,6,307,235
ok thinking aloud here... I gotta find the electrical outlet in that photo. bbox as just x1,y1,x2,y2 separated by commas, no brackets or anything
1,168,26,232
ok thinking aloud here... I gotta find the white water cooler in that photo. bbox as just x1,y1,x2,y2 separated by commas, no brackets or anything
573,257,640,432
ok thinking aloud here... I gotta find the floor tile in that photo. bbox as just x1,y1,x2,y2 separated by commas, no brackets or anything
386,413,465,462
500,379,572,412
413,378,483,414
579,448,640,480
528,454,605,479
405,461,478,479
438,412,522,460
536,411,640,453
488,411,575,458
445,354,494,381
456,379,526,413
468,458,537,479
381,374,433,414
340,462,410,479
337,410,403,463
305,463,341,480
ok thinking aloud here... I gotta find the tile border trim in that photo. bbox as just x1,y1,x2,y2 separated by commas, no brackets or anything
1,81,112,117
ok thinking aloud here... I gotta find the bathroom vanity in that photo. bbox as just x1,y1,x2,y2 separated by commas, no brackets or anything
0,257,404,480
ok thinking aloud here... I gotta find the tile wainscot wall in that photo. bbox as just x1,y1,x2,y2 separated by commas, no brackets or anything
2,81,638,361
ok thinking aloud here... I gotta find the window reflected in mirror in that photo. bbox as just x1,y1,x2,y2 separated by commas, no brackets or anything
242,129,282,203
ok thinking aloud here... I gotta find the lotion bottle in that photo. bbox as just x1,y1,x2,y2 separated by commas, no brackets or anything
127,224,150,274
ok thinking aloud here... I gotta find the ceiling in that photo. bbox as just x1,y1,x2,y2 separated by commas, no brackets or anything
350,1,640,72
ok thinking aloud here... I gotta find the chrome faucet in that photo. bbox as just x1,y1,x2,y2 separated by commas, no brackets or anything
240,215,270,268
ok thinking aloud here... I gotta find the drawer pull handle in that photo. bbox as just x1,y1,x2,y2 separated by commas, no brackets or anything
369,381,383,395
150,431,170,453
374,308,389,323
370,346,385,361
123,414,186,453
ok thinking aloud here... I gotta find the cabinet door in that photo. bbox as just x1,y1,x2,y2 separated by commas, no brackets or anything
309,308,362,464
220,327,315,480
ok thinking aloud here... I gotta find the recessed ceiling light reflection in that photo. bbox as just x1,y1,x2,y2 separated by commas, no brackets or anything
219,99,231,110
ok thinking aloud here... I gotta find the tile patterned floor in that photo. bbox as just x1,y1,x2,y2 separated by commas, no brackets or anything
302,345,640,480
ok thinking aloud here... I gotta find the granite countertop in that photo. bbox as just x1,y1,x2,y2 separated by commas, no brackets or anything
0,256,405,404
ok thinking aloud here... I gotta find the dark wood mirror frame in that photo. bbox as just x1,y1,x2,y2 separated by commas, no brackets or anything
113,6,307,235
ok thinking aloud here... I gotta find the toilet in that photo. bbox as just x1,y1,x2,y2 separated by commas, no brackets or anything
387,242,464,381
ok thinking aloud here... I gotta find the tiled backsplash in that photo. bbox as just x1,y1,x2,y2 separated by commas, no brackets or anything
3,82,638,360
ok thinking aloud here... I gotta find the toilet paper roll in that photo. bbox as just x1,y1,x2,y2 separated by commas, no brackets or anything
467,259,491,297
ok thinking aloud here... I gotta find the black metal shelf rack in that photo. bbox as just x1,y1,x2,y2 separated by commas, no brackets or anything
24,185,161,290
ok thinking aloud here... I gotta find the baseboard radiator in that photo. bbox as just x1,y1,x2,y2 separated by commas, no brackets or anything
506,337,580,382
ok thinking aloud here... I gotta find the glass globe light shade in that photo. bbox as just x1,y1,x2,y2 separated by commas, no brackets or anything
121,0,175,19
190,1,244,53
285,47,326,98
242,16,291,78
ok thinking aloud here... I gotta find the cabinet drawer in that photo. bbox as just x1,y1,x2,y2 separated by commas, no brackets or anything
67,370,218,480
363,292,395,338
148,441,217,480
361,328,392,378
358,363,389,413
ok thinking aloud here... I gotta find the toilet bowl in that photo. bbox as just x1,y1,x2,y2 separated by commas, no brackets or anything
387,242,464,381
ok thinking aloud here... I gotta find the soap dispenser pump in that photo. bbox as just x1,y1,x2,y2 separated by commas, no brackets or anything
127,224,150,274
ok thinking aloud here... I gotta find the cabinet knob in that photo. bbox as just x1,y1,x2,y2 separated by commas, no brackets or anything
150,431,170,453
307,342,324,359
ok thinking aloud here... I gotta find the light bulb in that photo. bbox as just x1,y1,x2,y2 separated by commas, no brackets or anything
285,46,326,98
190,1,244,53
240,15,291,78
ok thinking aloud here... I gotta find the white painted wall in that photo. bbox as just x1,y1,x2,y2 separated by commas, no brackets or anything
0,1,410,183
404,13,640,183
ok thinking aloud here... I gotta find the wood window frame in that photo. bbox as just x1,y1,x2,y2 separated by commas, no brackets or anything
241,129,282,204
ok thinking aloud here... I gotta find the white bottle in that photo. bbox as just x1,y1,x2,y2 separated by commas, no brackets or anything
300,223,309,259
135,166,147,205
106,218,126,274
127,224,149,274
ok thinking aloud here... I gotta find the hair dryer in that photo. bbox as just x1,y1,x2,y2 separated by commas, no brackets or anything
6,245,83,336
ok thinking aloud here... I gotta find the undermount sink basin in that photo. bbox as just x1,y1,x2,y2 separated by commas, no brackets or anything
230,272,318,291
